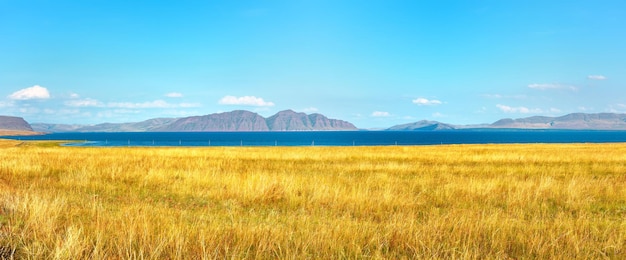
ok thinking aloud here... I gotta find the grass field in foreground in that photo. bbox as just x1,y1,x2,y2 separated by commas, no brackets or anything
0,140,625,259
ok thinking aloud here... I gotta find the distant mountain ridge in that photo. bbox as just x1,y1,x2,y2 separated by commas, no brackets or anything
0,115,40,136
490,113,626,130
266,110,356,131
32,110,358,132
387,113,626,131
387,120,456,131
0,115,34,131
27,112,626,133
155,110,269,131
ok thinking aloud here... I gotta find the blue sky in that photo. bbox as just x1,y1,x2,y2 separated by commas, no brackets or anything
1,1,625,128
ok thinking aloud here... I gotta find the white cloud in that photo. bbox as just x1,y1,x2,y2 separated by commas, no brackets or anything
371,111,391,117
165,92,183,98
64,98,200,109
8,85,51,100
112,109,141,114
0,101,14,108
65,98,102,107
69,93,80,98
57,109,82,115
482,94,527,99
218,95,275,107
528,83,577,91
496,104,542,114
179,102,202,108
587,75,607,80
108,100,174,109
432,112,445,118
18,107,40,114
412,97,442,106
302,107,319,113
608,104,626,113
482,94,503,99
474,107,488,114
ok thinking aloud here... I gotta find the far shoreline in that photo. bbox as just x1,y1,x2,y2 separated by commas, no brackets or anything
0,130,46,137
7,130,626,147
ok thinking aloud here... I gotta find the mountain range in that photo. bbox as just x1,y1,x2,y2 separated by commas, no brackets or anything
488,113,626,130
30,110,357,132
385,113,626,130
4,111,626,135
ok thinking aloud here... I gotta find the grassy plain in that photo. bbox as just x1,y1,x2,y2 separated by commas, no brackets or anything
0,140,625,259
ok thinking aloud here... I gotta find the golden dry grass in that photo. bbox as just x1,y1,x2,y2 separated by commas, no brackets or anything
0,140,625,259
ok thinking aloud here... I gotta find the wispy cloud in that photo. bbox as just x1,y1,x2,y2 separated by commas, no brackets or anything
302,107,319,113
549,108,561,113
432,112,445,118
371,111,391,117
0,101,14,108
218,95,275,107
179,103,202,108
482,94,503,99
496,104,542,114
482,94,527,99
587,75,607,80
8,85,50,100
412,97,442,106
106,100,172,109
608,104,626,113
18,107,41,114
65,98,103,107
65,98,201,109
165,92,183,98
528,83,577,91
111,109,141,114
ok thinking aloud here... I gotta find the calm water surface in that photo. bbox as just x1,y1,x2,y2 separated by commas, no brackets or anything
6,130,626,147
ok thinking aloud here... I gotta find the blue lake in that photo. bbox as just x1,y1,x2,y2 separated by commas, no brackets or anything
6,130,626,147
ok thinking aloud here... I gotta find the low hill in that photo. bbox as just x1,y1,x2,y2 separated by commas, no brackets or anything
78,118,180,132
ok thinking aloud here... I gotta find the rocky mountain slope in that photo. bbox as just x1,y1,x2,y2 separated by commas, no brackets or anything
155,110,269,131
0,115,39,135
32,110,358,132
266,110,356,131
0,116,34,131
387,120,456,131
